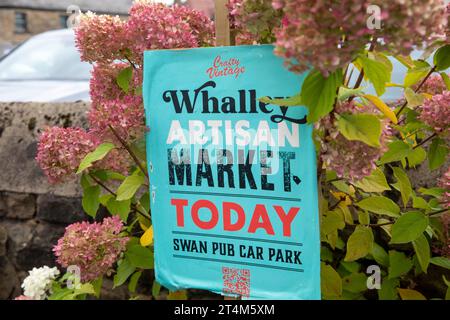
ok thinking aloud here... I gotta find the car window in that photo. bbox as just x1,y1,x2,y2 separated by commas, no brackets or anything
0,32,92,81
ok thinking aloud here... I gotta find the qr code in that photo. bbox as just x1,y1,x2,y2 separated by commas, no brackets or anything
222,267,250,298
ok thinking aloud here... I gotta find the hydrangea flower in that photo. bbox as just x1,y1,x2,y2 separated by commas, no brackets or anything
432,167,449,257
36,127,131,183
88,95,146,143
75,12,128,63
53,216,129,282
75,2,214,65
319,101,393,180
227,0,282,44
125,1,214,64
419,90,450,137
89,63,142,106
274,0,447,75
21,266,60,300
439,167,450,209
36,127,98,183
417,74,449,96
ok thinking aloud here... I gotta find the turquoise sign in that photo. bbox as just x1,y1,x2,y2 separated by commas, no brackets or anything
143,45,320,299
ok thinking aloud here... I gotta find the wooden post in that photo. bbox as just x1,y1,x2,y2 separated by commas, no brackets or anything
214,0,231,46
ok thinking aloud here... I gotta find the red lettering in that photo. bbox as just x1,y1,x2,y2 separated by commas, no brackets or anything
192,199,219,230
171,198,188,227
274,205,300,237
248,204,275,235
223,201,245,231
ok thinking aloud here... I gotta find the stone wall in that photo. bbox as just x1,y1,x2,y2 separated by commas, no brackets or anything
0,102,108,299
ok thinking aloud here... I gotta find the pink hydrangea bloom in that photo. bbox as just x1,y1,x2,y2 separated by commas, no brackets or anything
53,216,129,282
227,0,282,44
319,101,392,180
75,12,128,63
274,0,447,75
88,95,146,143
36,127,98,183
36,127,131,183
89,63,142,106
419,91,450,136
125,2,214,64
439,167,450,209
432,169,449,256
418,74,449,96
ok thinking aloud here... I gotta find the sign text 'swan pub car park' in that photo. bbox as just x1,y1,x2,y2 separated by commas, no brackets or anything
143,45,320,299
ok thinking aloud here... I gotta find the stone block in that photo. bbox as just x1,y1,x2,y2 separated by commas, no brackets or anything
4,192,36,220
36,194,85,224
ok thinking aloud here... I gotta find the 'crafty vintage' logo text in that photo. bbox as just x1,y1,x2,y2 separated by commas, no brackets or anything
206,55,246,80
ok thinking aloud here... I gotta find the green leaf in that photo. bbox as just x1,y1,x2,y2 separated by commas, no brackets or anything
379,278,399,300
391,167,412,208
353,168,391,193
428,138,448,170
126,244,154,269
404,60,431,88
370,242,389,267
407,147,427,167
388,251,413,279
116,172,145,201
80,174,91,189
82,185,101,218
321,246,334,263
433,44,450,71
440,72,450,90
259,94,302,106
113,258,136,288
404,87,425,108
139,192,150,213
106,198,131,222
128,271,142,293
398,288,426,300
301,69,343,123
337,113,381,147
412,234,430,273
77,143,116,174
412,196,431,210
359,55,391,96
430,257,450,270
116,66,133,93
48,288,74,300
321,211,345,235
342,273,368,293
68,283,96,300
344,226,374,262
358,211,370,225
340,261,361,274
338,86,365,101
379,140,412,164
418,187,444,198
321,263,342,299
91,276,103,298
390,212,429,244
356,196,400,217
394,55,414,69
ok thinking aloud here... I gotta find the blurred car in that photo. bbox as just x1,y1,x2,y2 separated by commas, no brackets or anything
0,29,92,102
0,42,15,58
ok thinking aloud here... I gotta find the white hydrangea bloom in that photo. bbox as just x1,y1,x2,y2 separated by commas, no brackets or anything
21,266,60,300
